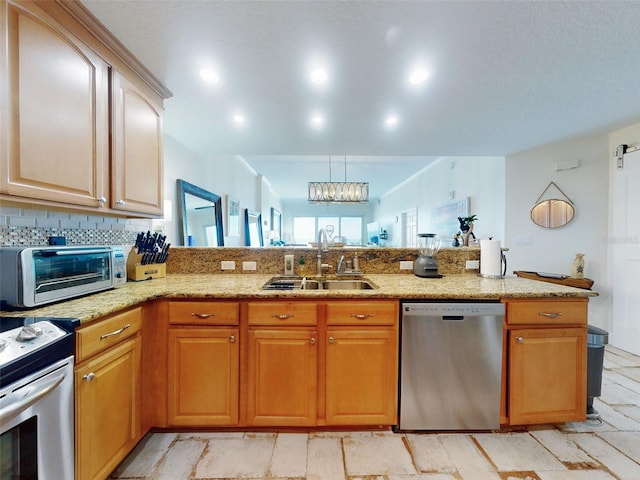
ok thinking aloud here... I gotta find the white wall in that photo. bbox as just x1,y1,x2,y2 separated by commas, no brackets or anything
374,156,505,246
505,132,610,328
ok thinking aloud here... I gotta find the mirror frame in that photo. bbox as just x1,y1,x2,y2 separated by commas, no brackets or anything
177,179,224,246
244,208,264,246
530,198,575,229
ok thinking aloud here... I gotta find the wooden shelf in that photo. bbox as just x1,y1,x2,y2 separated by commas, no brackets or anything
514,271,594,290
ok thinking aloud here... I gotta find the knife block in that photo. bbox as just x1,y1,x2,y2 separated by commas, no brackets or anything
126,247,166,281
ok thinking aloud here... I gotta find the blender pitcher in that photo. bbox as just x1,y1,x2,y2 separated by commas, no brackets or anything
414,233,442,278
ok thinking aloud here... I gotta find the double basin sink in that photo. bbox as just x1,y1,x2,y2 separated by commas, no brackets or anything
262,276,377,291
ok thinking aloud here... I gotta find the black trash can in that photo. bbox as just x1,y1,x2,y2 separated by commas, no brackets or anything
587,325,608,418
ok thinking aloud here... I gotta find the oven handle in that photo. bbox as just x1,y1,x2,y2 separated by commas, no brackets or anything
0,374,65,424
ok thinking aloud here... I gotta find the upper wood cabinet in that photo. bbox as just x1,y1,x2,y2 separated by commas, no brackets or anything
0,0,171,217
1,1,110,207
111,71,163,215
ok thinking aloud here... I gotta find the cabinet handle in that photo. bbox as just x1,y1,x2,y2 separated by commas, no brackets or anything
191,313,216,319
271,313,294,320
350,313,374,319
310,337,316,345
516,336,525,343
83,372,96,382
229,335,236,343
97,196,106,206
116,199,126,206
99,323,130,340
328,336,335,344
538,312,563,318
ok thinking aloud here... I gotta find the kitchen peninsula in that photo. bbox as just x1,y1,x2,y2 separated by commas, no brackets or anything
1,248,596,480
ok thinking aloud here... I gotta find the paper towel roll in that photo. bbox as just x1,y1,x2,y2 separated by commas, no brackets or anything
480,239,503,278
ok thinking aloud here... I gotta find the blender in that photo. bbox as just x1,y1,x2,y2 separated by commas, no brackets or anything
414,233,442,278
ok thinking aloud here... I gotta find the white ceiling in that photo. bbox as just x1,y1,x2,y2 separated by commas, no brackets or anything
81,0,640,201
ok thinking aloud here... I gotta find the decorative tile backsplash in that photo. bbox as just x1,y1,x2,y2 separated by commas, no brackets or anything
0,204,151,246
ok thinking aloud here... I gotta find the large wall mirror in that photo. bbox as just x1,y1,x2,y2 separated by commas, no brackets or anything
244,209,264,246
177,179,224,246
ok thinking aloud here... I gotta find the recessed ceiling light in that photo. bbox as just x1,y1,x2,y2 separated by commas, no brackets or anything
199,68,220,85
310,114,324,128
310,68,328,86
408,68,429,85
232,114,246,125
385,115,399,127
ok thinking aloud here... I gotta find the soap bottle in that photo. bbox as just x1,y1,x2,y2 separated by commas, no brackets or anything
572,253,585,279
353,252,359,272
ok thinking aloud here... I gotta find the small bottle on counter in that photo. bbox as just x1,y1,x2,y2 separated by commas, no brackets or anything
353,252,360,271
572,253,585,278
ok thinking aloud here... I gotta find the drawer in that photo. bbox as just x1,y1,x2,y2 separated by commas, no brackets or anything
506,299,588,325
326,301,398,326
248,302,318,326
169,301,239,325
76,307,142,362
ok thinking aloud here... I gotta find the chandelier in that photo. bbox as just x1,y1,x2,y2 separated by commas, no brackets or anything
308,156,369,203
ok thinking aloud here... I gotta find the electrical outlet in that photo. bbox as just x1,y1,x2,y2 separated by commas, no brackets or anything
221,261,236,270
516,235,533,245
242,261,257,271
465,260,480,269
399,260,413,270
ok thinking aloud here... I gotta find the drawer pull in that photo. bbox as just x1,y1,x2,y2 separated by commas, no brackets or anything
83,372,96,382
229,335,236,343
350,313,374,319
271,313,294,320
310,337,316,345
538,312,563,318
100,323,130,340
328,336,335,344
191,312,216,319
516,336,525,343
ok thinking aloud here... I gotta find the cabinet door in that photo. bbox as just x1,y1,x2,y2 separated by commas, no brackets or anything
509,327,586,425
246,329,317,426
167,328,239,426
75,335,141,480
1,3,109,207
325,328,397,425
111,71,163,215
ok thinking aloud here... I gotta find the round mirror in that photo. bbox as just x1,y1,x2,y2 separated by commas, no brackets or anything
530,199,575,228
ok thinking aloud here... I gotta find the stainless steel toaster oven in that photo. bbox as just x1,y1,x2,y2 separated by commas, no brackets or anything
0,245,126,308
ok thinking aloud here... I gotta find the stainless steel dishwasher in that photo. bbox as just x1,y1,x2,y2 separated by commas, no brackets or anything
399,301,504,430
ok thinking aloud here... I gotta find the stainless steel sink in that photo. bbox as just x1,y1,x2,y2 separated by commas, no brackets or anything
262,276,377,290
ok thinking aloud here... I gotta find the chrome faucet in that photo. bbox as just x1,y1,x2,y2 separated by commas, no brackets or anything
316,228,331,276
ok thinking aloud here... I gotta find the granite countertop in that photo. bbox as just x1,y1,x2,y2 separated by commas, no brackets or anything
0,273,597,325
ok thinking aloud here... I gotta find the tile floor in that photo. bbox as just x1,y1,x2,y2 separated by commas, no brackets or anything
111,346,640,480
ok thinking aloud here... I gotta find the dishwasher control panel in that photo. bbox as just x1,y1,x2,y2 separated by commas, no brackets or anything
402,302,505,317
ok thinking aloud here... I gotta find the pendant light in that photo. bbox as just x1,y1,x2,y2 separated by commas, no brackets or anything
308,156,369,203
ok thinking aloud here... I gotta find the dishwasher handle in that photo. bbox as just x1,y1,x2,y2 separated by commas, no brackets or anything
442,315,465,321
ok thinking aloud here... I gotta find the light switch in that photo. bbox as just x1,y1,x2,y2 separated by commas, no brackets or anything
242,261,257,271
221,261,236,270
400,261,413,270
465,260,480,269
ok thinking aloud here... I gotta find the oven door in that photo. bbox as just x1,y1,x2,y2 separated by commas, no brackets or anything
0,356,74,480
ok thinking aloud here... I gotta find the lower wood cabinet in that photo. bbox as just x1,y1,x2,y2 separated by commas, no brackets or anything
245,328,318,426
505,298,588,426
509,327,586,425
75,335,141,480
325,328,397,425
167,328,239,426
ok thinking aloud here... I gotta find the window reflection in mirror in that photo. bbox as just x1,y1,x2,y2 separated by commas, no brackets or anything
245,209,264,246
177,179,224,246
530,199,575,229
